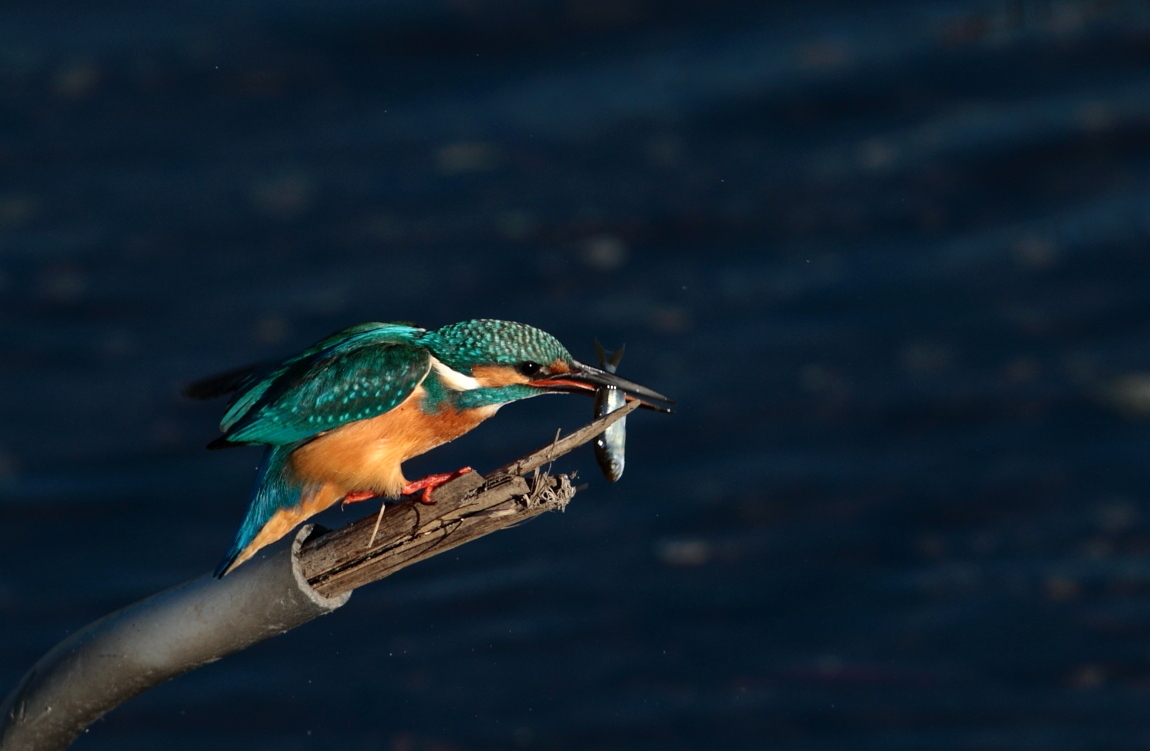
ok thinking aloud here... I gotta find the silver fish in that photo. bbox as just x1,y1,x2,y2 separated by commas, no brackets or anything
593,340,626,482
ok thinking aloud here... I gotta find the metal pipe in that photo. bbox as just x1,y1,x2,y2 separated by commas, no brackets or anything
0,525,350,751
0,410,631,751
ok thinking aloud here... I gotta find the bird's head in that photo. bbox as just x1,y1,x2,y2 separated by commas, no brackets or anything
423,319,673,411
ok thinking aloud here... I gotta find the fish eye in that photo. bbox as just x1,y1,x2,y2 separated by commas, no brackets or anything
518,361,542,377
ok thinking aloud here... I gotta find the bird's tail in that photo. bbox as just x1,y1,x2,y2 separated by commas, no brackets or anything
215,443,308,578
182,360,269,400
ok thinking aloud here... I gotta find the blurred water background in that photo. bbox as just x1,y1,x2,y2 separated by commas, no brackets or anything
4,1,1150,748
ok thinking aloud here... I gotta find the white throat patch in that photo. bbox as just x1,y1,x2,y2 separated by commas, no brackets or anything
430,357,482,391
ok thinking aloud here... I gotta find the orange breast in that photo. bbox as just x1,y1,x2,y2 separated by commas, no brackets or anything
289,387,498,497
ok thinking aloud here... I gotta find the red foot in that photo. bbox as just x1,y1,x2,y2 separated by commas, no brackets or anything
342,490,380,507
401,467,475,504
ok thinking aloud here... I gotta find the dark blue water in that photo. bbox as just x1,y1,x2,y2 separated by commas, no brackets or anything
4,1,1150,748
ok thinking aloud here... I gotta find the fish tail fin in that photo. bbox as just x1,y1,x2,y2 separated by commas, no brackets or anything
594,339,625,373
608,343,625,369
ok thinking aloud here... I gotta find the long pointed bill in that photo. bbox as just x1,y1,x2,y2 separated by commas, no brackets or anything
529,360,675,413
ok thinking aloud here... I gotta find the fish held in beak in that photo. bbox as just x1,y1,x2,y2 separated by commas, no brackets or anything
529,360,674,413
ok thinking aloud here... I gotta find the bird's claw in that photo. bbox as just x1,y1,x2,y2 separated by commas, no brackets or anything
341,490,380,507
401,467,476,504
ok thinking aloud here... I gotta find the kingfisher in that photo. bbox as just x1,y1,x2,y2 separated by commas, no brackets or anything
185,319,673,577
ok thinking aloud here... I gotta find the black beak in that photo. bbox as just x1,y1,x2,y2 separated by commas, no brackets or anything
530,360,675,413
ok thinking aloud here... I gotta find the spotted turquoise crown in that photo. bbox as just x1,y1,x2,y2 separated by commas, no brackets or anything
422,319,572,373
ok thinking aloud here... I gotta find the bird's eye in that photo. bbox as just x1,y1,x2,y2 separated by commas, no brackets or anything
518,361,542,378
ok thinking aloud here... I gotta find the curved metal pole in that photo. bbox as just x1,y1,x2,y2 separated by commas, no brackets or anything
0,405,636,751
0,525,349,751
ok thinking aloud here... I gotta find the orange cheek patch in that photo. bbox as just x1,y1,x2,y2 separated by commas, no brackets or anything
472,364,530,387
548,359,571,374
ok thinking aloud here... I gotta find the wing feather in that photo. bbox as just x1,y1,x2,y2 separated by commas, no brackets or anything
215,323,429,447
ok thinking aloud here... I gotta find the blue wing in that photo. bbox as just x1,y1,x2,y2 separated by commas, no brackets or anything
213,322,430,447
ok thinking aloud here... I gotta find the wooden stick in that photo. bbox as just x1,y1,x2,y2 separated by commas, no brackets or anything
297,399,640,598
487,398,639,478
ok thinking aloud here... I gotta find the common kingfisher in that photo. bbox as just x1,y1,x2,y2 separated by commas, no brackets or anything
185,319,673,577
